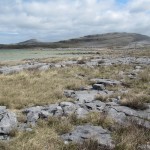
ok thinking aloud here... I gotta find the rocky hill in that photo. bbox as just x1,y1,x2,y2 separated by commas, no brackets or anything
58,32,150,48
0,32,150,49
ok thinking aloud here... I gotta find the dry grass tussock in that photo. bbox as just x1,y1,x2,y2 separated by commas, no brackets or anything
120,93,149,110
62,139,111,150
113,124,150,150
94,94,109,102
69,112,114,130
138,68,150,83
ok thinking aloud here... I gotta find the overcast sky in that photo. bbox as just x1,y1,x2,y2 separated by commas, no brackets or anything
0,0,150,44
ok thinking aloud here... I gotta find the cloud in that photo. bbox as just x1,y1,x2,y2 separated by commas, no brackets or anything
0,0,150,43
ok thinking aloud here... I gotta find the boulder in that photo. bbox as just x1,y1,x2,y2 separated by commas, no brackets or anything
60,102,77,115
23,106,43,124
0,106,18,135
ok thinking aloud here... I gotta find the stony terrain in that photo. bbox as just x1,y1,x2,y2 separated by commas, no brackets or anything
0,49,149,150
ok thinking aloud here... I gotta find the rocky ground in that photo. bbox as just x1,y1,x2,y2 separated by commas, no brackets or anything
0,49,149,150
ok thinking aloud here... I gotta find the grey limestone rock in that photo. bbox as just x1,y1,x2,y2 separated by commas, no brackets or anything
75,108,89,118
91,78,121,86
0,106,18,136
61,125,115,149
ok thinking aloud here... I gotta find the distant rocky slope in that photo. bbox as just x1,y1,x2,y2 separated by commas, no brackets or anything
0,32,150,49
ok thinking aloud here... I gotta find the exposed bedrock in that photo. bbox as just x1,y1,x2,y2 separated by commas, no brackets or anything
61,125,115,149
0,57,150,74
0,106,18,140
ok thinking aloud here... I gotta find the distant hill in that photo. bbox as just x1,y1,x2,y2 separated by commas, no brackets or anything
18,39,40,45
0,32,150,49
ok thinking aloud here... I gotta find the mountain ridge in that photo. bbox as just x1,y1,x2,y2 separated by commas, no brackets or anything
1,32,150,49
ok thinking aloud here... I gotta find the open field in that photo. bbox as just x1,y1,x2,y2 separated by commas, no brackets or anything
0,48,150,150
0,48,100,62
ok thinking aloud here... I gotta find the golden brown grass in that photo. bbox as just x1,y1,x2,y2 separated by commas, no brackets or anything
113,125,150,150
69,112,114,130
0,63,147,109
0,67,87,109
5,128,62,150
126,48,150,57
46,116,73,134
0,64,133,109
94,94,109,102
0,115,74,150
120,93,149,110
138,68,150,83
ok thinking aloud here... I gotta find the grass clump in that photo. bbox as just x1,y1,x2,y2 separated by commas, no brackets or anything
62,140,104,150
94,94,109,102
0,142,9,150
113,125,150,150
69,112,114,129
8,129,18,137
17,113,27,123
120,93,149,110
138,68,150,83
46,117,73,135
78,140,112,150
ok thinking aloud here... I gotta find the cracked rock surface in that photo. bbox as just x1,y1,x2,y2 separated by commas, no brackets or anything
61,125,115,149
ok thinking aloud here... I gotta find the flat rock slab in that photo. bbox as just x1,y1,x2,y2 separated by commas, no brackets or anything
0,63,48,74
23,105,64,125
110,105,150,120
61,125,115,149
64,89,113,103
91,78,121,86
106,105,150,129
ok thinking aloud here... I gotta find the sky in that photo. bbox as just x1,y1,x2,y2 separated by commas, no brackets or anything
0,0,150,44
